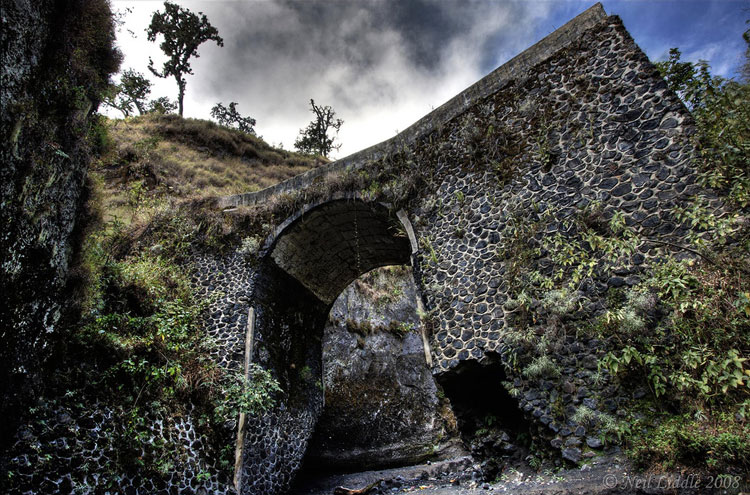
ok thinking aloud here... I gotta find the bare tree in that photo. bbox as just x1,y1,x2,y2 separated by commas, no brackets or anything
294,99,343,157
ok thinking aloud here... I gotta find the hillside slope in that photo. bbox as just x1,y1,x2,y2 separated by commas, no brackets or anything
95,113,325,220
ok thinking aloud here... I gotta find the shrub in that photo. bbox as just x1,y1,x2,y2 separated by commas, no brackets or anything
540,288,578,317
630,413,750,472
239,236,262,258
571,405,598,426
214,364,281,419
656,48,750,208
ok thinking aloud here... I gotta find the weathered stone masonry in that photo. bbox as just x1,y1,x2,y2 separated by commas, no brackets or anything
212,4,702,494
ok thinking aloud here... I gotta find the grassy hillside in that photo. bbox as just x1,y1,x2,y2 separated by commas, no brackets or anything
94,113,325,222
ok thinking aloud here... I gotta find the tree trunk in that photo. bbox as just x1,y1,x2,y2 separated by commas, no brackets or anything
177,76,185,116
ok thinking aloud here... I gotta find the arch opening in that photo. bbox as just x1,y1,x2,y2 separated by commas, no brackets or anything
291,264,465,489
437,355,533,481
268,199,413,304
239,199,416,494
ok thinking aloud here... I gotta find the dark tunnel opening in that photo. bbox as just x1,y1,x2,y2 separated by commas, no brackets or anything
436,355,533,480
246,198,419,494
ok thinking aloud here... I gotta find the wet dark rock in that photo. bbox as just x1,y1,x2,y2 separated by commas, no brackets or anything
562,447,582,463
587,437,604,449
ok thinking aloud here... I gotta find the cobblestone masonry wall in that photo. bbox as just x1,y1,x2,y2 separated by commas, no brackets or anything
3,252,254,493
7,402,233,494
219,10,703,495
415,19,696,371
411,15,699,465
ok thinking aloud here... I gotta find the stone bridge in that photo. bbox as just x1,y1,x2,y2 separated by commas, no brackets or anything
197,4,700,493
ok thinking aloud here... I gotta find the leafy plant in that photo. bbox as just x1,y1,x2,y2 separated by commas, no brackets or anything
239,236,262,258
214,364,282,418
522,356,561,380
656,47,750,208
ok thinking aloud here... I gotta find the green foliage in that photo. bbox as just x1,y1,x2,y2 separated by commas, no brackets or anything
629,412,750,472
213,365,281,418
656,47,750,208
64,0,123,105
540,288,578,317
294,99,343,157
104,69,152,117
595,290,650,337
120,69,152,115
78,251,203,395
420,235,439,265
655,48,701,102
571,405,598,426
147,1,224,116
601,255,750,404
147,96,177,115
388,320,415,337
51,189,282,477
674,199,741,249
545,207,638,289
87,113,114,156
239,235,262,258
211,101,257,134
498,202,638,343
571,406,627,443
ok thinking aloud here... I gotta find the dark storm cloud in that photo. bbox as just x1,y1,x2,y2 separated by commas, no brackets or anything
186,0,553,155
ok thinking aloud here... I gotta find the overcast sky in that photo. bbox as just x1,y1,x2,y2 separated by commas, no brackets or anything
109,0,749,159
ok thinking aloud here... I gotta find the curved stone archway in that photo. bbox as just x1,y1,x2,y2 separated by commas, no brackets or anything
237,198,417,494
265,198,415,304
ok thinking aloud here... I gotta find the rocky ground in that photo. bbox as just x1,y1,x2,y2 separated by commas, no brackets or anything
292,451,749,495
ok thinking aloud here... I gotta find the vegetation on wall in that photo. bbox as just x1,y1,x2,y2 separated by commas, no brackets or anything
5,156,283,486
3,110,327,486
81,21,749,480
494,35,750,474
6,5,749,486
656,48,750,208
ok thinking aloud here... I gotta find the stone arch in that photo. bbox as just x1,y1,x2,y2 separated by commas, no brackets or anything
237,197,418,495
259,196,416,304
